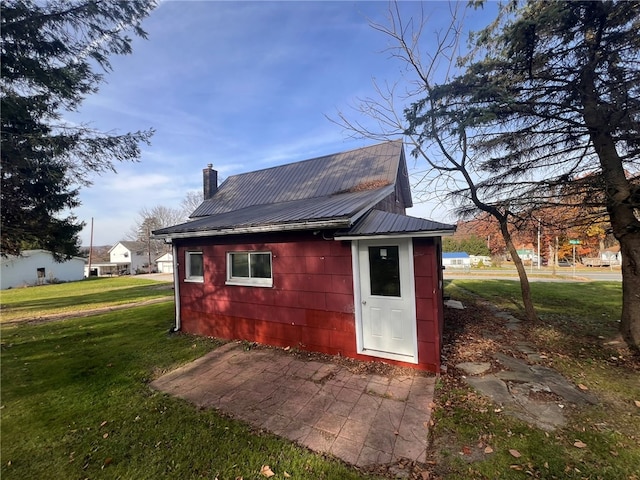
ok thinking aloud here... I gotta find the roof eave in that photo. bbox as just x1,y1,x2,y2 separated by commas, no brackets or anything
154,185,396,242
152,218,352,241
334,229,456,241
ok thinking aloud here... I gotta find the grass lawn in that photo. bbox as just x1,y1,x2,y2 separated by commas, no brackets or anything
0,303,372,479
3,278,638,479
432,280,640,479
0,277,173,323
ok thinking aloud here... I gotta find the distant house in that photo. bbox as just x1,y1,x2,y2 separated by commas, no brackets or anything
516,244,536,262
154,141,456,372
583,245,622,267
469,255,492,267
156,252,174,274
442,252,471,269
109,241,149,274
1,250,85,290
601,246,621,264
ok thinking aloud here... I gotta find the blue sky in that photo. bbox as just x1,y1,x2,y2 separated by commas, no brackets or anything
70,1,497,246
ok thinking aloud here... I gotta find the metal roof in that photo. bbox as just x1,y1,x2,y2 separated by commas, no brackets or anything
153,187,393,238
335,210,456,239
153,141,455,240
190,140,410,218
442,252,470,258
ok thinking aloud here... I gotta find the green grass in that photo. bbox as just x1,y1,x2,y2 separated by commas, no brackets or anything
1,303,372,479
0,277,173,323
433,280,640,479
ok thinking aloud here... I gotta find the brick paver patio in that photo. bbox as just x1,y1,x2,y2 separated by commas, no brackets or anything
151,342,435,467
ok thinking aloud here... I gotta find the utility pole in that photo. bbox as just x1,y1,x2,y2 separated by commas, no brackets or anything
88,217,94,277
537,218,541,270
147,224,152,274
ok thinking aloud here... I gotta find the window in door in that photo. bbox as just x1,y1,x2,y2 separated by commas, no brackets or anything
368,246,401,296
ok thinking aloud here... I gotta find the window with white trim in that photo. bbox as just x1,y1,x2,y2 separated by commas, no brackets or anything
185,251,204,282
226,251,272,287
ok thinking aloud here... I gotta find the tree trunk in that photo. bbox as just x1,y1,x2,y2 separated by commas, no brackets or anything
499,219,538,323
618,235,640,351
580,76,640,351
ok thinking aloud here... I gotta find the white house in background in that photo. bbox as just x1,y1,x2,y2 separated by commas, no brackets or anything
155,252,173,274
109,241,148,274
469,255,492,267
1,250,85,289
442,251,471,269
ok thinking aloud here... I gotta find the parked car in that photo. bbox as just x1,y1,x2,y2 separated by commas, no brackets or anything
557,260,573,267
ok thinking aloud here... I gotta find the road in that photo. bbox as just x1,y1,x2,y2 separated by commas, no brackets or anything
444,266,622,282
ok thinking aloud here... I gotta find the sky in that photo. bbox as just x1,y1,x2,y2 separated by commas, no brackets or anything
69,1,498,246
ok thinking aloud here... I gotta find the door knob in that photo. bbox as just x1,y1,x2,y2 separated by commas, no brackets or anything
362,300,367,305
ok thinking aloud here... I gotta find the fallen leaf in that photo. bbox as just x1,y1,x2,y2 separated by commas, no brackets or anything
100,421,107,427
421,471,431,480
577,384,588,391
284,346,291,351
284,472,291,478
510,465,523,471
103,458,113,466
509,449,522,458
462,446,471,455
484,446,493,454
103,433,109,439
634,400,640,408
260,465,275,478
610,450,619,457
574,440,587,449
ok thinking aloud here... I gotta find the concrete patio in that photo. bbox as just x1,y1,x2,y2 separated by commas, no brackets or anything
150,342,436,468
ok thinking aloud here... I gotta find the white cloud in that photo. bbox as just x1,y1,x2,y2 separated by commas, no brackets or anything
69,1,497,245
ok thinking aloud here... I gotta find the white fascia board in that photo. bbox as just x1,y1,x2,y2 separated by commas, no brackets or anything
334,229,455,241
152,219,350,241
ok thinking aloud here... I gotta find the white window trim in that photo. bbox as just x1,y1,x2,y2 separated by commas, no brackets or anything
185,251,204,283
226,251,273,287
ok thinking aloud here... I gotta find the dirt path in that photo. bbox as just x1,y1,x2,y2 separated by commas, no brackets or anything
2,297,173,326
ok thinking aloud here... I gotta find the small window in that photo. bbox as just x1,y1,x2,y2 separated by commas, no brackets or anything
227,251,272,287
185,251,203,282
368,246,401,297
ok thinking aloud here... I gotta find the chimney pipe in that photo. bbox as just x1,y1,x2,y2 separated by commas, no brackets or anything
203,164,218,200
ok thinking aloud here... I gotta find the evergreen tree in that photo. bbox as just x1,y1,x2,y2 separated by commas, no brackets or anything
416,0,639,350
1,0,155,259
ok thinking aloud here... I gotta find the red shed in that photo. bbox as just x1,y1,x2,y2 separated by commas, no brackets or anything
154,141,455,372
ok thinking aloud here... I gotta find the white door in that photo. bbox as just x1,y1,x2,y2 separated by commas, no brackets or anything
356,239,417,362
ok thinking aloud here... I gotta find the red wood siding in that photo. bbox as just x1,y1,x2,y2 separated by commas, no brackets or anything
175,232,443,372
412,237,444,371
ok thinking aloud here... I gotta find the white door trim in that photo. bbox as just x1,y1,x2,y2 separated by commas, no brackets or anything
352,238,418,364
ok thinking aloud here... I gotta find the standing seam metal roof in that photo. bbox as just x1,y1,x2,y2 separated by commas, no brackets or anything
190,140,407,218
335,209,455,237
153,141,453,238
153,187,393,235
